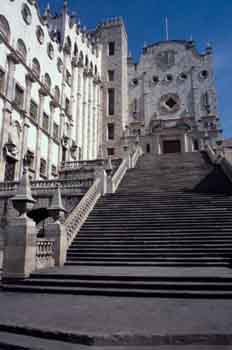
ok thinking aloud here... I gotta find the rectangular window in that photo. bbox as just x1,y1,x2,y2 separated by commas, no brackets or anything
108,70,115,81
66,70,72,86
0,69,5,94
53,122,59,140
14,84,24,109
40,158,47,177
42,112,49,131
65,98,71,117
51,165,57,176
108,88,115,115
30,100,38,120
26,150,35,170
107,148,115,156
108,123,115,140
108,42,115,56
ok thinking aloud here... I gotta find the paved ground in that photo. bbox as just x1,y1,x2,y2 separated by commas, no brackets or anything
1,331,231,350
0,291,232,342
1,266,232,347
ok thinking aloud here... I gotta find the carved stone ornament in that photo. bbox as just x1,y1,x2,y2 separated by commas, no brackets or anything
70,141,78,159
156,50,177,71
3,137,18,160
62,135,69,148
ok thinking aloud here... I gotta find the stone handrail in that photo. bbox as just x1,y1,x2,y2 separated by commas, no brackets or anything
205,144,218,164
36,238,55,270
0,178,93,193
131,145,143,168
65,178,102,246
111,158,128,193
205,144,232,183
110,145,143,193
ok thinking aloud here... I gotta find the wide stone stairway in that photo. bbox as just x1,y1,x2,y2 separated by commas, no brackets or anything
4,151,232,298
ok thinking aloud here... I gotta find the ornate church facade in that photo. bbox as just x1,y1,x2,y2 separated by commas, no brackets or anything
0,0,223,181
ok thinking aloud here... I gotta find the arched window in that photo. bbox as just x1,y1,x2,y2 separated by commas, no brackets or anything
44,73,51,91
54,86,60,103
32,58,40,78
21,3,32,25
0,15,10,42
47,43,54,60
17,39,27,61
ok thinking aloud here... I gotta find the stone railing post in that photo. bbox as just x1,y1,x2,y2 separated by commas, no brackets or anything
123,142,132,169
46,185,67,267
105,157,113,194
95,166,107,195
2,167,37,281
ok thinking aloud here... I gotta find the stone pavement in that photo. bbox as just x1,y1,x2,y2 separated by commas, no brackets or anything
0,290,232,347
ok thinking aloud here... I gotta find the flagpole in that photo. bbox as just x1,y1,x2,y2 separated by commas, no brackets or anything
165,17,169,41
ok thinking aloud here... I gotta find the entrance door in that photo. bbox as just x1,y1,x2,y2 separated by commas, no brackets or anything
163,140,181,154
4,156,16,181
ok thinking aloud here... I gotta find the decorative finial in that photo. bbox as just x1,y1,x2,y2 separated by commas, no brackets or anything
11,167,36,217
48,184,66,222
64,0,68,9
44,3,50,17
165,17,169,41
206,41,213,54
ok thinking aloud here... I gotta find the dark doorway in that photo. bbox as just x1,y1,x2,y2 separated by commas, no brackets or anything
163,140,181,154
4,156,16,181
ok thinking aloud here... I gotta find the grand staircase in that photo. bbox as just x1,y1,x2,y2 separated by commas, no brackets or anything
3,151,232,297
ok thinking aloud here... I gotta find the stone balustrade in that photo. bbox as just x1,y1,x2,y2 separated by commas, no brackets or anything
109,145,143,194
36,238,55,270
65,178,102,246
0,178,94,194
111,158,128,193
60,159,105,171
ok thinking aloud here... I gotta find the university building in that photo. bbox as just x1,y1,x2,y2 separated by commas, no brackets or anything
0,0,223,182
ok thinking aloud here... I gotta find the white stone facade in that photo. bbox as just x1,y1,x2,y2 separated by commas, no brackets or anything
0,0,103,181
128,41,222,155
0,1,223,181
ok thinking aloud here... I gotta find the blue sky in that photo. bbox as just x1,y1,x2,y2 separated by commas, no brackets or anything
39,0,232,138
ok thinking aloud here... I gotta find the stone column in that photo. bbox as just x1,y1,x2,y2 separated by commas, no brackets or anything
76,61,84,159
97,83,103,158
87,72,93,160
17,74,35,180
0,54,19,180
2,167,37,280
47,102,55,178
82,70,88,159
92,79,97,159
34,90,46,179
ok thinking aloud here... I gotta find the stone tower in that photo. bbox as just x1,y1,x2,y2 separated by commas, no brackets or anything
97,18,129,158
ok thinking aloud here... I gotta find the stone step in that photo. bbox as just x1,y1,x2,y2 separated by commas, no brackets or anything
66,260,229,267
68,247,232,253
72,241,232,246
7,278,232,291
4,284,232,298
